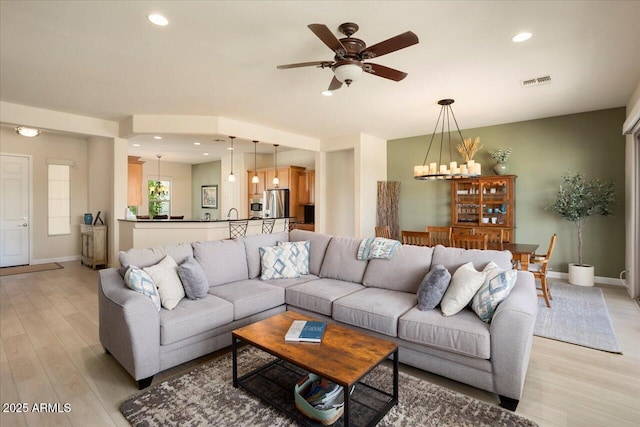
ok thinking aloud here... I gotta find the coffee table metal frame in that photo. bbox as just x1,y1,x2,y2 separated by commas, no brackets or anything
232,314,398,427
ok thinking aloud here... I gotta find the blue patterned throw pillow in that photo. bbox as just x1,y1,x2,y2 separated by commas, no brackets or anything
357,237,401,260
259,245,300,280
277,240,310,275
471,262,518,322
124,266,161,311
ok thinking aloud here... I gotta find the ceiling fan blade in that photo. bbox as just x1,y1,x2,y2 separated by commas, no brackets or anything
308,24,347,56
328,76,343,91
277,61,333,69
364,63,408,81
361,31,419,59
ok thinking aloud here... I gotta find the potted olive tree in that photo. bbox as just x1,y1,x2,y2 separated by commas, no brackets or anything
547,173,615,286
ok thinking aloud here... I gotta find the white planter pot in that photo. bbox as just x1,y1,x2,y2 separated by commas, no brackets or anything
568,263,595,287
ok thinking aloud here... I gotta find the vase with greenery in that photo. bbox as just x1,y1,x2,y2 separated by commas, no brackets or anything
488,147,512,175
547,173,615,285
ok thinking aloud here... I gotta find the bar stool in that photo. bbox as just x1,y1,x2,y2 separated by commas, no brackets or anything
284,218,297,232
262,219,276,234
229,220,248,239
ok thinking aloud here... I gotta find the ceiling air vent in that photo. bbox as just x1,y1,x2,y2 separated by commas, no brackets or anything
520,75,552,88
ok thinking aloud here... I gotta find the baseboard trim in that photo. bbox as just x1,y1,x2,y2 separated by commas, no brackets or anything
32,255,81,265
547,271,624,286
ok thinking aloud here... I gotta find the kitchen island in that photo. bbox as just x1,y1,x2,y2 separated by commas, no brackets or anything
118,218,289,251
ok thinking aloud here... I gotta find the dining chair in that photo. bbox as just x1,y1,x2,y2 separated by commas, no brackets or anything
284,217,297,232
375,225,392,239
451,233,488,250
262,218,276,234
529,234,557,308
425,226,452,246
473,227,504,244
401,230,430,246
229,220,249,239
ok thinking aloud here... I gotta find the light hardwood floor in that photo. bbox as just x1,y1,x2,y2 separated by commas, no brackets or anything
1,261,639,427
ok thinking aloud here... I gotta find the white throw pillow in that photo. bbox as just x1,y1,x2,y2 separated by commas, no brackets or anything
277,240,310,275
471,262,518,322
440,262,486,316
260,245,300,280
124,266,161,312
143,255,185,310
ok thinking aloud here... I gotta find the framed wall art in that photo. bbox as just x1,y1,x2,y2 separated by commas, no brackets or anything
201,185,218,209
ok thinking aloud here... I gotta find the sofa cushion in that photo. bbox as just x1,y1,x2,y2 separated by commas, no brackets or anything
471,262,518,323
333,288,417,337
260,245,300,280
124,266,161,311
143,255,185,310
319,236,369,283
285,278,364,316
278,240,310,275
440,262,486,317
289,230,332,276
193,239,249,287
263,275,320,289
431,245,513,274
398,306,491,359
208,279,284,320
242,231,289,279
159,295,234,345
119,242,193,277
363,244,433,293
178,257,209,300
416,264,451,310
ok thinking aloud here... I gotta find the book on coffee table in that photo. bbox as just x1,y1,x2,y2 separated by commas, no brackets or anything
285,320,327,343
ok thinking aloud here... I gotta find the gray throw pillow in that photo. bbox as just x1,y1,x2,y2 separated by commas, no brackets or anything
178,257,209,300
417,264,452,310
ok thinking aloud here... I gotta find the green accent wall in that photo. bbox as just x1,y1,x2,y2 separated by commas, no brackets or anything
388,108,626,278
192,161,221,221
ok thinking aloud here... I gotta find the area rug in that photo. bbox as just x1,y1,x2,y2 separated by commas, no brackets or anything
0,262,63,277
120,347,537,427
534,282,622,353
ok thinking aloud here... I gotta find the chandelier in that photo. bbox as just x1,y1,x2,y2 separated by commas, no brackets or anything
414,99,481,180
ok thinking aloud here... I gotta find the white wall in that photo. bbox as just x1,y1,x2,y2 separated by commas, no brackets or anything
624,80,640,297
324,149,355,236
356,134,387,238
0,126,89,262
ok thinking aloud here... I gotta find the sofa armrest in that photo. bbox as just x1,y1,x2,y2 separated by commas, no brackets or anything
98,268,160,381
489,270,538,400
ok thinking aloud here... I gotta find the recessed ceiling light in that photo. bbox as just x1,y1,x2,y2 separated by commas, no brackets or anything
193,142,201,145
203,153,209,156
148,14,169,26
512,32,532,43
321,90,333,97
153,136,162,140
15,126,41,137
133,143,141,147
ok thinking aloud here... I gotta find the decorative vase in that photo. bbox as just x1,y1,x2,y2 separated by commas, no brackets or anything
568,263,595,287
493,162,508,175
84,213,93,225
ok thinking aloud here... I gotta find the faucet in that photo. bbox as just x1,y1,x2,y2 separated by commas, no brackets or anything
227,208,239,220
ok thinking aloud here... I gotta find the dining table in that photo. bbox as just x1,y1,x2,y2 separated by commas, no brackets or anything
487,242,539,270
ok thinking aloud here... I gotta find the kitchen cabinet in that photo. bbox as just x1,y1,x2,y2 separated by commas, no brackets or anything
127,156,144,207
265,167,291,190
248,166,306,221
247,170,266,197
450,175,516,242
81,224,107,269
298,171,315,205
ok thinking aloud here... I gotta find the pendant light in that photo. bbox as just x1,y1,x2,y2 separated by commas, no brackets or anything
414,99,481,180
227,136,236,182
272,144,280,187
252,141,259,184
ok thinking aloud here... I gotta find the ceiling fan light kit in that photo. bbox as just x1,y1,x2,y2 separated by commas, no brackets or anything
414,99,481,181
277,22,419,92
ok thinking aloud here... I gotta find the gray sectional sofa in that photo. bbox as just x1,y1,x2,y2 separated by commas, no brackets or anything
98,229,538,410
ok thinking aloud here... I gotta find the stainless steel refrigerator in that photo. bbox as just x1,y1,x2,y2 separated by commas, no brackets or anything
263,189,290,218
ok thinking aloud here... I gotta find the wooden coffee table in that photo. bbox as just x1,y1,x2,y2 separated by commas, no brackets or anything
232,311,398,426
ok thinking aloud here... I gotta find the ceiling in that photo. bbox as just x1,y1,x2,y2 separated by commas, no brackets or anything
1,1,639,163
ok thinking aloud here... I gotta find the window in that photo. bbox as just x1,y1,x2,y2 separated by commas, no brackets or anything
48,164,70,235
148,179,171,217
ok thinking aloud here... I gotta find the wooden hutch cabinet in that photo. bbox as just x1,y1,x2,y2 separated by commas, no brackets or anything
450,175,517,242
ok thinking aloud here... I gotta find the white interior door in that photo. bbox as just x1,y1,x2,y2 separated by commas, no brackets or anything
1,154,30,267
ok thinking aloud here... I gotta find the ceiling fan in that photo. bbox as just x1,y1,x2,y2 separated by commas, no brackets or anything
277,22,419,91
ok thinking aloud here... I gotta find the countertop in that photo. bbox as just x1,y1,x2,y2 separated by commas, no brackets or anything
118,217,293,223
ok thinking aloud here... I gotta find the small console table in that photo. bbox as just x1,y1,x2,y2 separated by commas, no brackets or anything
80,224,107,269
